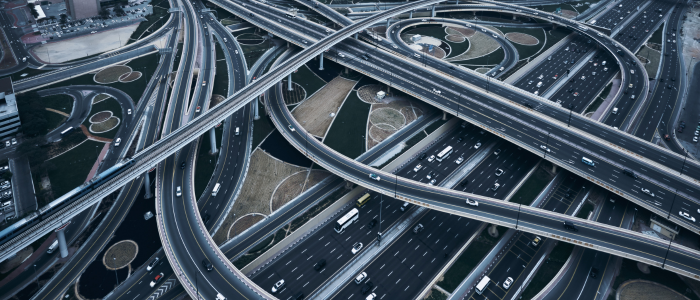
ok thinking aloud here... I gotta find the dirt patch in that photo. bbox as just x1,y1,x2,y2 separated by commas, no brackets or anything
213,150,307,244
103,240,137,270
89,117,120,133
505,32,539,45
445,34,466,43
0,246,33,273
368,125,396,148
618,280,690,300
93,94,111,104
119,71,142,83
228,214,266,238
561,9,579,18
94,66,132,84
292,76,356,137
370,107,405,129
446,31,501,62
446,26,475,38
270,170,332,212
366,98,430,149
357,84,385,104
89,111,112,123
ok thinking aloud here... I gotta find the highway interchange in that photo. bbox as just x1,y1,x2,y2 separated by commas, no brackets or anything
1,0,699,299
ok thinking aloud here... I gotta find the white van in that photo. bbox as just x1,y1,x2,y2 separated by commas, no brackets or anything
235,127,240,135
47,240,59,254
536,81,543,88
581,157,595,166
612,107,618,114
212,183,221,196
223,38,227,42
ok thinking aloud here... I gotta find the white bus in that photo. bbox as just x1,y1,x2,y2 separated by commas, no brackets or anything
60,127,74,136
436,146,453,162
334,208,359,233
475,276,490,295
212,183,221,196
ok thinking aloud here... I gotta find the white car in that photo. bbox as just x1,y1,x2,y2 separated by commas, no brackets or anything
176,186,182,197
413,164,423,172
288,125,295,132
421,19,427,21
427,155,436,162
271,279,285,293
147,257,159,271
455,157,464,164
680,211,695,222
641,188,654,197
114,138,121,147
503,277,513,289
429,179,437,185
466,199,478,206
540,145,551,153
352,242,363,254
693,136,698,143
474,142,481,149
366,293,377,300
495,169,504,176
127,109,132,114
369,173,380,181
355,272,367,284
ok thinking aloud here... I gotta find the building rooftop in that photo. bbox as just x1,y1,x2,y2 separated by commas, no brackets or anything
0,77,13,95
0,78,17,117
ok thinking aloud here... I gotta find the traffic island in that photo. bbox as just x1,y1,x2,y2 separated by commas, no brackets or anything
618,279,691,300
102,240,138,270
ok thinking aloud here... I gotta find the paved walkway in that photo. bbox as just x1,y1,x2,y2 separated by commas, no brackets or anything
85,143,110,181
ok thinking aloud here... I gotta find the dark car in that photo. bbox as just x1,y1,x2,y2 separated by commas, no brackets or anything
293,292,304,300
461,179,469,186
368,219,377,229
314,259,326,271
419,153,427,160
202,259,213,271
181,162,186,169
678,126,684,133
361,281,375,295
202,213,211,224
563,221,578,231
590,267,599,278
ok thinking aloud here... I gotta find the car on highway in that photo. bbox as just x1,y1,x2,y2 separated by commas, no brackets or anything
474,142,481,149
455,156,464,164
494,149,502,155
641,188,655,197
503,277,513,289
413,164,423,172
271,279,285,293
540,145,551,152
428,155,436,162
694,137,698,143
680,211,695,222
147,257,159,271
176,186,182,197
355,272,368,284
495,169,504,176
413,223,424,234
368,219,377,229
127,109,132,114
149,272,164,287
196,106,201,113
352,242,363,254
314,259,326,271
114,138,121,147
202,258,213,271
573,92,579,97
366,293,377,300
11,138,17,145
466,199,478,206
369,173,380,181
491,183,500,191
288,125,295,132
428,178,437,185
590,267,599,278
426,171,436,180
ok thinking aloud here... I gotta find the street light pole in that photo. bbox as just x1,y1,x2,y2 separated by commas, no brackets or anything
113,256,119,285
378,194,383,246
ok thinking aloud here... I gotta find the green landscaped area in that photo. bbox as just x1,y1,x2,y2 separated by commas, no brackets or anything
324,90,371,159
424,118,449,135
609,259,700,300
637,46,661,78
451,47,505,67
212,37,232,98
82,97,123,139
520,241,575,299
438,226,508,292
509,163,552,205
127,0,171,45
648,23,664,44
42,94,74,132
252,101,275,149
47,140,104,198
239,38,274,69
425,289,448,300
194,124,224,200
291,65,327,97
585,81,612,114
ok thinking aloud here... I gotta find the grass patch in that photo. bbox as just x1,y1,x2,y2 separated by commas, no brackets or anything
648,22,664,44
425,289,448,300
520,242,575,299
584,81,612,114
213,38,231,97
292,65,327,97
509,165,552,205
324,91,370,159
240,39,274,69
252,101,274,149
82,97,123,139
42,94,73,131
126,0,170,45
637,46,661,78
194,124,224,199
611,259,700,300
438,226,508,292
424,118,448,135
47,140,104,198
94,65,132,83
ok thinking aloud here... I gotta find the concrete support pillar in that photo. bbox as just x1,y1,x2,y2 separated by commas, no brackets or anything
209,128,218,155
553,24,558,30
144,172,152,199
254,97,260,120
637,262,651,274
354,33,358,39
345,180,354,190
442,110,447,120
551,164,557,174
56,224,69,258
488,224,499,238
513,14,517,20
431,5,435,17
345,66,349,74
288,73,293,91
409,11,413,18
319,53,324,71
456,0,459,4
386,85,391,94
287,42,290,48
386,18,390,28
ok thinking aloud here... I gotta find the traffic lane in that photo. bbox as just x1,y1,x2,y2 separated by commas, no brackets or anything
251,195,408,299
552,52,619,112
595,0,640,28
458,143,538,197
331,210,479,300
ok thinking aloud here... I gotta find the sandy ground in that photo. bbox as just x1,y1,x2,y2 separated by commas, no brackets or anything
31,23,139,63
292,76,356,138
270,170,331,212
618,280,690,300
213,150,307,244
446,31,501,62
506,32,539,45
